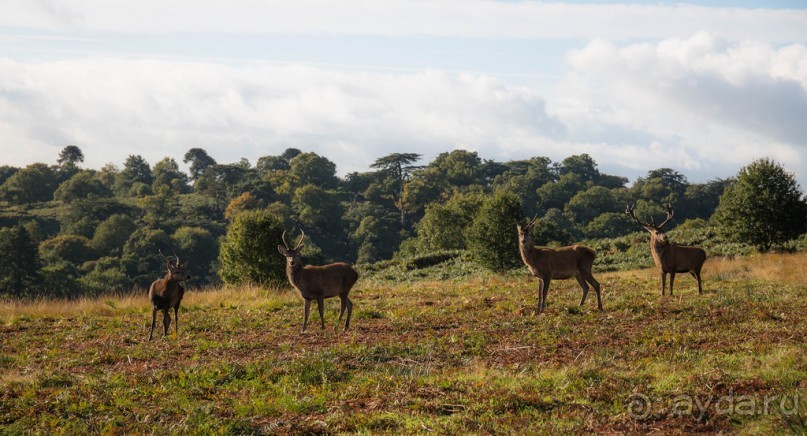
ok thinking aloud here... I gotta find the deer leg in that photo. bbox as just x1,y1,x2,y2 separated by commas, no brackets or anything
691,270,703,294
344,297,353,330
302,299,311,332
536,278,544,313
586,273,603,311
162,310,171,337
148,307,157,341
316,297,326,330
660,272,667,296
575,274,589,307
669,272,676,296
541,278,551,313
174,305,179,335
337,296,347,324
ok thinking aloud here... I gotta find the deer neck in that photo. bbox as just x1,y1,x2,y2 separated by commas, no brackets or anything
286,261,304,286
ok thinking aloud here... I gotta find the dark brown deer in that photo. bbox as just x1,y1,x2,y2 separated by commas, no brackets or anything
277,229,359,332
148,252,191,341
626,203,706,295
516,216,602,313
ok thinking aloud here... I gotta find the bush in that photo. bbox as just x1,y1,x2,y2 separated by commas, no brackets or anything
712,158,807,251
465,191,522,272
219,209,287,286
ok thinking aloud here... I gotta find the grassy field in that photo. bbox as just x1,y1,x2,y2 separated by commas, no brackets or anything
1,253,806,434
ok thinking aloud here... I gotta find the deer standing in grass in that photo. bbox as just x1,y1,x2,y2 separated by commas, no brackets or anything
148,252,191,341
625,204,706,295
516,216,602,313
277,229,359,332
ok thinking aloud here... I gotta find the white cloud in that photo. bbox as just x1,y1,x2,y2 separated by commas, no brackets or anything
548,33,807,183
2,1,806,42
1,32,806,187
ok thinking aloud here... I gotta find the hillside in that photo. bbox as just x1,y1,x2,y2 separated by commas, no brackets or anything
1,252,806,433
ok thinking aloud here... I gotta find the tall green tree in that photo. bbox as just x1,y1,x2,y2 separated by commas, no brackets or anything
183,148,217,181
152,157,190,193
0,163,58,205
0,226,41,296
712,158,807,251
370,153,423,226
115,155,153,196
219,210,287,286
54,171,112,203
465,191,523,272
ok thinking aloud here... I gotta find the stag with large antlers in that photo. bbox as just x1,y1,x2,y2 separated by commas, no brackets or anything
278,229,359,332
516,216,602,313
148,251,191,341
626,203,706,295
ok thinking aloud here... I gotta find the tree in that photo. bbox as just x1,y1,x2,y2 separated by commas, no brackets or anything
712,158,807,251
172,226,219,283
428,150,483,188
58,145,85,167
53,171,112,203
465,191,523,272
564,186,619,224
121,228,173,287
39,235,97,265
152,157,190,193
291,185,343,232
0,163,58,205
91,214,137,257
219,210,287,286
0,226,41,296
416,190,485,252
560,154,599,182
289,152,339,189
633,168,687,203
370,153,423,225
183,148,217,181
585,212,635,239
115,155,153,195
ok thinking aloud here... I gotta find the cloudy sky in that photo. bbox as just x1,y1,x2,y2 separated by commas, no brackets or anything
2,0,806,186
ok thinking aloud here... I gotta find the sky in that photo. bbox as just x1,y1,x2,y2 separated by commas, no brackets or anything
1,0,806,187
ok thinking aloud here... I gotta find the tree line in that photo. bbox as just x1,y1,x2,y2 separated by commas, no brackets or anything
0,145,804,297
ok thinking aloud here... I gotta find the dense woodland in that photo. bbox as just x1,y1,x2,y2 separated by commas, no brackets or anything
0,145,804,298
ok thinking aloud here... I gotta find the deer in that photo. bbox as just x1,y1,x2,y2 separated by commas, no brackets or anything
516,216,602,313
625,203,706,295
277,229,359,332
148,251,191,341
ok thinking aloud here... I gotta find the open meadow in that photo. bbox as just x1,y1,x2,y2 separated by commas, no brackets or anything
2,252,806,434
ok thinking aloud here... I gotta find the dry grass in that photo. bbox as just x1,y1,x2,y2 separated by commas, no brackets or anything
1,252,805,433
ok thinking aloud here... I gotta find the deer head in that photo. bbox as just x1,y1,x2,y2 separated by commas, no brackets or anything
625,203,674,246
277,228,306,269
515,215,539,249
160,250,191,281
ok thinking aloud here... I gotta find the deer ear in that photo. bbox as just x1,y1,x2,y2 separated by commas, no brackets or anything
277,245,288,256
297,244,305,251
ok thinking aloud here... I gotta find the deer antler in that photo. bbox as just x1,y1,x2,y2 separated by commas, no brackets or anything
625,204,652,228
158,249,175,267
295,229,306,250
656,203,674,229
281,229,290,249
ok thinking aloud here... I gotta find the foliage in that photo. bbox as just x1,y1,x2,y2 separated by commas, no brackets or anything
219,210,287,286
415,190,485,252
53,171,112,203
121,227,173,288
39,235,97,265
0,225,41,296
91,214,137,257
465,191,522,272
0,163,58,205
712,158,807,251
183,148,217,181
172,226,219,283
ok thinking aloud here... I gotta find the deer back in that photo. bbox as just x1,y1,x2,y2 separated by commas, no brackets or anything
290,262,359,299
652,241,706,273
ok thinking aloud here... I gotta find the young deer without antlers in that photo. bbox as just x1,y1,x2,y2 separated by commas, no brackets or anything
277,229,359,332
516,216,602,313
148,252,191,341
626,204,706,295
